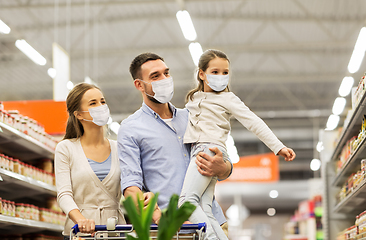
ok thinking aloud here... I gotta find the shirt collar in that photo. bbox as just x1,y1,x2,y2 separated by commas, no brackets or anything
141,102,177,118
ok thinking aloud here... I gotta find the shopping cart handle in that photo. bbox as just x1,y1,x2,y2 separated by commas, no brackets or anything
150,223,206,232
71,224,133,234
72,222,206,234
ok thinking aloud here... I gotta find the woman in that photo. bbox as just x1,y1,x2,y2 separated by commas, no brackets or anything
55,83,126,238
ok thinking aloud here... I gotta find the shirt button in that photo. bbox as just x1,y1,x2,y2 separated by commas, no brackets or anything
178,137,181,139
184,154,187,157
155,115,157,119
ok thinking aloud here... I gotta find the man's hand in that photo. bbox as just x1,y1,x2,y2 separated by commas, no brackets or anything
195,147,231,180
278,147,296,161
142,192,161,224
124,187,161,224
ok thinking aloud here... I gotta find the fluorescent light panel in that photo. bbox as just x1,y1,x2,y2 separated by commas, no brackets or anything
109,121,120,135
348,27,366,73
47,68,57,78
332,97,346,115
339,76,354,97
189,42,203,66
326,114,340,130
176,10,197,41
0,19,11,34
310,159,321,171
15,39,47,66
67,81,74,90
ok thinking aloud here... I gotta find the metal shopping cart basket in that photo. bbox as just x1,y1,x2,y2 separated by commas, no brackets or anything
69,222,206,240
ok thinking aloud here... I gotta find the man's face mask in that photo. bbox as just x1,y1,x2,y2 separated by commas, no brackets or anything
139,76,174,104
205,74,230,92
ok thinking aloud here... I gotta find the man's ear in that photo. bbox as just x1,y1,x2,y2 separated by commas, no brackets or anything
134,79,144,92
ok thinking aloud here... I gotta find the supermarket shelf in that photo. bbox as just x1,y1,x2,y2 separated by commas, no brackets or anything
283,235,308,240
332,136,366,187
0,214,63,234
333,179,366,215
331,92,366,161
0,122,54,161
0,168,56,200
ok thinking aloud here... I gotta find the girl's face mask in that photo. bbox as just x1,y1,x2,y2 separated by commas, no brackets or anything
205,74,230,92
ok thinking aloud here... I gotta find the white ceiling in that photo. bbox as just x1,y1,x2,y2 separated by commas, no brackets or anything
1,0,365,212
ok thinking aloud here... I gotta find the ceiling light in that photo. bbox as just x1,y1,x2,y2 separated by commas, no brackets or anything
67,81,74,90
109,121,120,135
269,190,278,199
326,114,340,131
338,76,354,97
176,10,197,41
267,208,276,217
0,19,11,34
47,68,57,78
85,76,93,84
189,42,203,66
225,133,239,164
316,141,324,153
310,158,321,171
348,27,366,74
15,39,47,66
332,97,346,115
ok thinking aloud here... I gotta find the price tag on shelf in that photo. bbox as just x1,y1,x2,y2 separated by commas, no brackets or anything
0,126,2,132
0,175,3,181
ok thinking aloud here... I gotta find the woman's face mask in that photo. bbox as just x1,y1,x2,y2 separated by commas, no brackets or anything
81,104,110,126
205,74,230,92
140,76,174,104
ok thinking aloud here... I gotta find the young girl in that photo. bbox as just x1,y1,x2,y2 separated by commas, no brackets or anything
178,49,296,240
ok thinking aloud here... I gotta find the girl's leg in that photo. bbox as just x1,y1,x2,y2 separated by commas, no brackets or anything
201,176,228,240
179,144,218,240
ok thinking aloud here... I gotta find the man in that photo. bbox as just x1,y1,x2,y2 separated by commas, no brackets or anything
118,52,232,233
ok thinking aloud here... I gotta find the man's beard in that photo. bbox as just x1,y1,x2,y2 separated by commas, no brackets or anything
147,94,163,104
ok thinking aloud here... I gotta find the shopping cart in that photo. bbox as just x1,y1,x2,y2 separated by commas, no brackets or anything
69,222,206,240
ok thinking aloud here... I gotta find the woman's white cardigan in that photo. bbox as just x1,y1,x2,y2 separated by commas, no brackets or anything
55,138,125,235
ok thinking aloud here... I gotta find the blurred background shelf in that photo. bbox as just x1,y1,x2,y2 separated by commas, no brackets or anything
0,122,54,161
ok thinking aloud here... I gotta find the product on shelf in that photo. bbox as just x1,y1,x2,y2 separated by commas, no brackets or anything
335,208,366,239
0,109,58,150
283,195,323,240
1,234,63,240
358,210,366,237
351,73,366,110
1,197,65,226
337,158,366,203
0,152,55,186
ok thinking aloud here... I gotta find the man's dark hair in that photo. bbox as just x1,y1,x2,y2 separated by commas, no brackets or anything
129,52,164,80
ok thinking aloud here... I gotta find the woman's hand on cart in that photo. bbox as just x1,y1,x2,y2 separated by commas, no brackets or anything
76,218,95,234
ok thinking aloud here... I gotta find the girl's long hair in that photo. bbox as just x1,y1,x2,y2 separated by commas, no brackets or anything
186,49,230,102
63,83,101,140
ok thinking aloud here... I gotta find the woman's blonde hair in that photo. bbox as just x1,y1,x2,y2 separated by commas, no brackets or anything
186,49,230,102
63,82,101,140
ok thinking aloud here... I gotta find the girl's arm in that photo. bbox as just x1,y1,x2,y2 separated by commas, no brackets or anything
278,147,296,161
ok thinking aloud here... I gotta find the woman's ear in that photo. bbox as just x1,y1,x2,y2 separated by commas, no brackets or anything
74,110,83,121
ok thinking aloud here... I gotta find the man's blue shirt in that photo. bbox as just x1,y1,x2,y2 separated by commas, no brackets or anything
118,102,226,224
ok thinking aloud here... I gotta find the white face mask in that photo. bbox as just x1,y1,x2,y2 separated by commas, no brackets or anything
140,76,174,104
206,74,230,92
82,104,110,126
